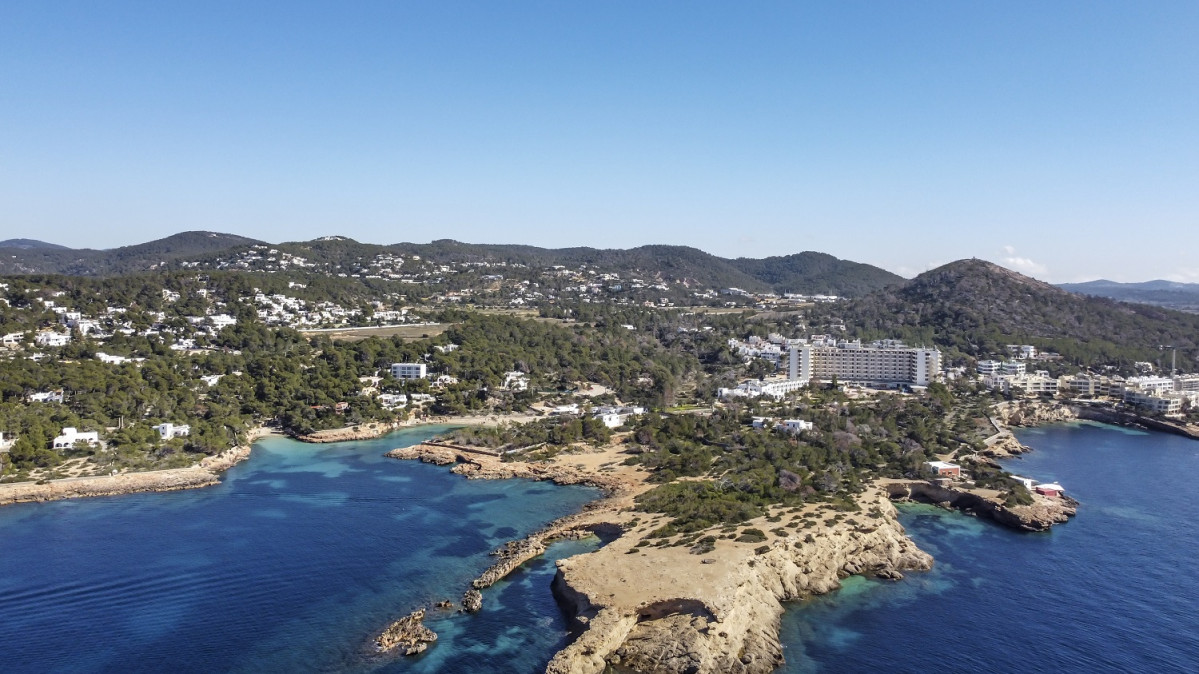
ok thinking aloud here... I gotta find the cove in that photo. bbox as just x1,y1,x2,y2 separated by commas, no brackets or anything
0,426,599,673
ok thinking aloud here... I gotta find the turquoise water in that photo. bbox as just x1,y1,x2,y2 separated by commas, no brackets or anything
780,421,1199,672
0,428,599,673
7,421,1198,673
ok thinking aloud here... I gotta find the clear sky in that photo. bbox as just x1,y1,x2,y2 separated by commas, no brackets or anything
2,2,1197,283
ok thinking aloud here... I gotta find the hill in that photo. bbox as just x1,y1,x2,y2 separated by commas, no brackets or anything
0,232,263,276
0,239,70,250
828,259,1199,369
1057,279,1199,313
0,232,902,297
728,252,904,296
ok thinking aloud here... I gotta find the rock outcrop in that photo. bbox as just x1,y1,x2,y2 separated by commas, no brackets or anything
376,609,438,655
296,422,398,444
461,589,483,613
885,480,1077,531
545,493,932,674
994,400,1077,427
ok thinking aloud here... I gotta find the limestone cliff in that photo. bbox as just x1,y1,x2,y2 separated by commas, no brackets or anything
545,493,932,674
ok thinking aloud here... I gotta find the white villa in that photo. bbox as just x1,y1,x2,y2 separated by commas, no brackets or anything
53,427,100,449
153,423,191,439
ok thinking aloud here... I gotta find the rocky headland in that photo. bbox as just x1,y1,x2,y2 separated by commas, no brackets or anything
384,441,935,673
883,480,1077,531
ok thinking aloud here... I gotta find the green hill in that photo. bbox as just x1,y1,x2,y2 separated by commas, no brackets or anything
0,231,263,276
830,259,1199,369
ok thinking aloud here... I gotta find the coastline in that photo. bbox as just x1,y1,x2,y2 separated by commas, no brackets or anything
0,412,541,508
0,426,274,507
382,441,933,673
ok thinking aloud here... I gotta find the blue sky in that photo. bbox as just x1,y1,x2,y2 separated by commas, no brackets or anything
2,2,1197,282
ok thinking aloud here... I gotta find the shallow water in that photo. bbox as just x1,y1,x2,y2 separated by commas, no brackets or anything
780,421,1199,673
0,427,598,673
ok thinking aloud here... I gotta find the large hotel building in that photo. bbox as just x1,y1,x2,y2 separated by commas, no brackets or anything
788,338,941,388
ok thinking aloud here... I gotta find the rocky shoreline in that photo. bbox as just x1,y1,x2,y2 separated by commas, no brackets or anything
382,442,935,673
294,421,400,443
0,431,267,508
884,480,1077,531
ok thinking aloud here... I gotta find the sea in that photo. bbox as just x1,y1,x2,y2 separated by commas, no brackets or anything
2,421,1198,673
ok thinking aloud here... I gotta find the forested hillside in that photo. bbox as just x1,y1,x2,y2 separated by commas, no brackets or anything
819,259,1199,369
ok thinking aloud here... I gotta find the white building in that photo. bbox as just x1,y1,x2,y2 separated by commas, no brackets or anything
789,339,941,388
209,314,238,329
97,352,141,365
28,390,64,404
390,363,427,380
35,331,71,347
718,378,806,400
433,374,459,387
1125,376,1175,396
777,419,814,434
53,427,100,449
1006,344,1038,359
986,372,1059,397
502,371,529,392
153,423,191,439
0,432,15,451
1123,390,1184,416
378,393,408,409
200,374,224,387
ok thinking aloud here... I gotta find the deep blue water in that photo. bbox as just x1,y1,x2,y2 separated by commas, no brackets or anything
780,421,1199,673
0,427,599,673
7,422,1198,673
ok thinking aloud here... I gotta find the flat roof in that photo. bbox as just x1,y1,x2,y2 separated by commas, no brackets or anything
927,461,960,469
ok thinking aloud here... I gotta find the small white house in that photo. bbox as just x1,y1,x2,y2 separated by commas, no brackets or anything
28,390,64,404
597,413,627,429
925,461,961,478
200,374,224,387
778,419,814,434
550,404,580,415
53,427,100,449
153,423,191,440
0,432,15,451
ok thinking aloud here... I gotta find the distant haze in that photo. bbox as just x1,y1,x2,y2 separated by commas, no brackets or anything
3,3,1197,283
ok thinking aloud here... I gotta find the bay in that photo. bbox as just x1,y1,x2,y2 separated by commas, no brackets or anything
0,426,599,673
